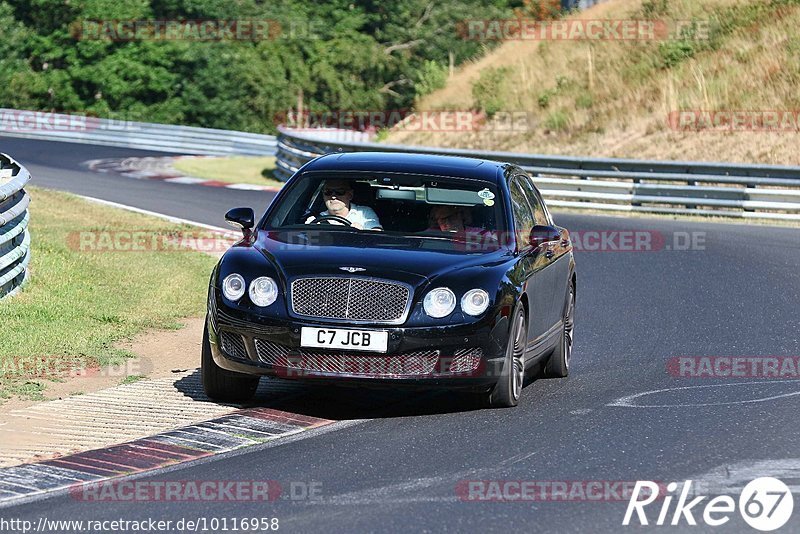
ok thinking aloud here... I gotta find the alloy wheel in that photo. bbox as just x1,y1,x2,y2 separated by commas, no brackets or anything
563,283,575,370
511,313,526,400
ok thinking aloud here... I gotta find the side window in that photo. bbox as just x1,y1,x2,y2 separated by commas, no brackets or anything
509,179,535,249
517,174,549,226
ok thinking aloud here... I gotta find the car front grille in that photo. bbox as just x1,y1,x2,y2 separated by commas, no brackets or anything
290,277,410,323
447,348,484,374
254,338,483,377
219,331,248,360
254,338,437,377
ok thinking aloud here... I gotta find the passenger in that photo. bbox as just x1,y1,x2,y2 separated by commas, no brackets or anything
428,205,480,233
428,205,498,250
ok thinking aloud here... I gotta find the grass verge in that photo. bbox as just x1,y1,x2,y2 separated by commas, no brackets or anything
0,186,217,401
172,156,283,187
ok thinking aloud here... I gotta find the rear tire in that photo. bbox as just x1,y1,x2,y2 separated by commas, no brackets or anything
544,278,575,378
202,323,259,403
487,304,527,408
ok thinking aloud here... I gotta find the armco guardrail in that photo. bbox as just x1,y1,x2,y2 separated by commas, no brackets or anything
0,109,276,156
276,127,800,221
0,153,31,299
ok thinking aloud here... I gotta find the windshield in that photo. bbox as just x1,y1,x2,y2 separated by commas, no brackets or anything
263,172,508,252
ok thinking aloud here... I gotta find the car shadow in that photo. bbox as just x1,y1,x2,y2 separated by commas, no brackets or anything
173,370,540,420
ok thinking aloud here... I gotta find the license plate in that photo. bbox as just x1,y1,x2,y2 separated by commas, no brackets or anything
300,327,388,353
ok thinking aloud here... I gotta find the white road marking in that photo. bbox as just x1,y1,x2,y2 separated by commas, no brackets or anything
225,183,278,191
198,421,280,437
320,470,478,506
73,194,234,235
82,156,279,191
499,450,541,466
607,380,800,408
120,171,161,179
163,177,206,184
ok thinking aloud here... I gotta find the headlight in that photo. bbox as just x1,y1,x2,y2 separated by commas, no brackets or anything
222,273,245,301
461,289,490,316
249,276,278,307
423,287,456,318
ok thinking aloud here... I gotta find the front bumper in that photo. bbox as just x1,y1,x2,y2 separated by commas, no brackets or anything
208,291,509,391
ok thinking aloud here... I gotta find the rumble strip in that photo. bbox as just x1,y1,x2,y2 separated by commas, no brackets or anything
0,407,333,506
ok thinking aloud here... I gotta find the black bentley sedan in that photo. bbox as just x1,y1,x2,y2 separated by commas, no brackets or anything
203,152,575,408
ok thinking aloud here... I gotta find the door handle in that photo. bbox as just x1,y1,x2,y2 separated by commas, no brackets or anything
545,248,555,259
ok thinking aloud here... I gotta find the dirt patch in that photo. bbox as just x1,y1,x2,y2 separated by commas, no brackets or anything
0,317,226,468
0,317,205,416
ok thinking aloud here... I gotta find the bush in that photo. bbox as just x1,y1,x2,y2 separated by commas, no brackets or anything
538,89,556,109
575,93,593,109
659,40,696,68
415,60,448,99
641,0,669,17
544,110,570,131
471,66,511,117
0,0,519,134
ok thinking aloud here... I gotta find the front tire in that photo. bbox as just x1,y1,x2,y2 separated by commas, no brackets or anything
487,304,527,408
544,277,575,378
202,323,260,402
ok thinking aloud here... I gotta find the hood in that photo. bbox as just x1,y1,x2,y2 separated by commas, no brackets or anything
254,229,512,287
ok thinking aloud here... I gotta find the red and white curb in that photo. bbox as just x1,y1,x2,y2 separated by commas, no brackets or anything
84,156,282,192
0,408,333,506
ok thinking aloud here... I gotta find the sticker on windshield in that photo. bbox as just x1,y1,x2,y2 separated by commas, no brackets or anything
478,188,495,200
484,199,495,206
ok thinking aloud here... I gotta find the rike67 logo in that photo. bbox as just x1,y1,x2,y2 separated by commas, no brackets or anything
624,477,794,531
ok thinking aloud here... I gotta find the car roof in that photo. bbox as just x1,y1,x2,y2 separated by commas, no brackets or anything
301,151,509,183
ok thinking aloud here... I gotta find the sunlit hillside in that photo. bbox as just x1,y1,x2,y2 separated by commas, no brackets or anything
388,0,800,165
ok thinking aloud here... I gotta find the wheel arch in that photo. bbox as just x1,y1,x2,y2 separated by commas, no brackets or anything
519,291,529,323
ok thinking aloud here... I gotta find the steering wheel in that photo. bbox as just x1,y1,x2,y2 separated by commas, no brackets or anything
308,214,353,226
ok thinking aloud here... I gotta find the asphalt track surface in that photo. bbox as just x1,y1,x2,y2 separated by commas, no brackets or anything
2,137,799,533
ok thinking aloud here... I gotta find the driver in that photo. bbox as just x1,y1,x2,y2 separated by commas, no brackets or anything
305,179,382,230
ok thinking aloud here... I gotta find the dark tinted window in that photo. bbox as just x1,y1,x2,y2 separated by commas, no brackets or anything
263,172,508,253
509,179,535,248
516,174,549,226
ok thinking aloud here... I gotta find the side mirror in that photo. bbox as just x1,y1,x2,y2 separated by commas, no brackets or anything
529,224,561,249
225,207,255,236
